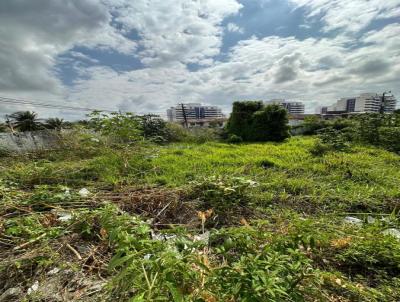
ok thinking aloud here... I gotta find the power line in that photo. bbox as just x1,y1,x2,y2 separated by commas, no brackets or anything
1,96,229,119
0,96,117,113
0,96,172,117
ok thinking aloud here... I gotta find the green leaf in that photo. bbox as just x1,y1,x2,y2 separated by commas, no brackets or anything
130,293,145,302
108,253,135,270
166,282,184,302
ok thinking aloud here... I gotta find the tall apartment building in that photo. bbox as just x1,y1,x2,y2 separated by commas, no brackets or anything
266,100,305,114
322,93,397,114
167,103,224,122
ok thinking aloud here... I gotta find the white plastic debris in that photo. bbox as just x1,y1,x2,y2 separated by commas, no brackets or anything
47,267,60,275
344,216,362,226
64,188,71,197
193,231,210,243
367,216,376,224
144,254,152,260
151,231,176,241
57,212,72,222
27,281,39,295
90,137,100,143
382,228,400,240
78,188,90,198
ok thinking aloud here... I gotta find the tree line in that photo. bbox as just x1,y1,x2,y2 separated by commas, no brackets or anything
1,111,66,132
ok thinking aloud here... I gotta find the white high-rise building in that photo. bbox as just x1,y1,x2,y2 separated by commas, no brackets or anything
322,93,397,114
266,100,305,114
167,103,224,122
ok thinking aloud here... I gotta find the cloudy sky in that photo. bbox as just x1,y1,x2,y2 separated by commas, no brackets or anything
0,0,399,119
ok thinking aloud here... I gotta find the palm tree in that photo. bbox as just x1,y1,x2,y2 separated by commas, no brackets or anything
45,118,64,131
8,111,43,132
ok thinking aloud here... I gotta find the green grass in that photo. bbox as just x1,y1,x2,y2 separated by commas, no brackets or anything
1,136,400,301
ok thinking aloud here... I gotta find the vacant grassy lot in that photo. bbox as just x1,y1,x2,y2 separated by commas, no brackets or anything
1,136,400,301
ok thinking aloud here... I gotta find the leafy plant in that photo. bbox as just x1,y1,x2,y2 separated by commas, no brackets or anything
189,176,257,223
227,134,243,143
313,127,351,154
88,111,143,144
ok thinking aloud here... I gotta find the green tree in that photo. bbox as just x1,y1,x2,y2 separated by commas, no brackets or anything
45,118,64,131
226,101,263,140
251,104,290,142
8,111,43,132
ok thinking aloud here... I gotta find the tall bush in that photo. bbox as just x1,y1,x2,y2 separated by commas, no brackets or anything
251,104,290,142
227,101,289,142
378,127,400,153
226,101,263,140
140,115,170,142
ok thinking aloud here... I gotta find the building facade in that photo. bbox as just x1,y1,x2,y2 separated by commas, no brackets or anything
167,103,225,124
266,100,305,114
323,93,397,114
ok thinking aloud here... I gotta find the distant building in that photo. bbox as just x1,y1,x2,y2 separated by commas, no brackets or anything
266,100,305,114
167,103,224,121
166,103,226,128
322,93,397,114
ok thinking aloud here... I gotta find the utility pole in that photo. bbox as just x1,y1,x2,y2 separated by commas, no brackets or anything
180,103,188,128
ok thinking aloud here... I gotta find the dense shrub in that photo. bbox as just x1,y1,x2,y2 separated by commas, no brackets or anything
251,104,290,142
356,114,386,145
354,114,400,153
301,116,357,136
317,128,351,152
226,101,263,140
304,114,400,154
301,116,328,135
140,115,170,143
227,101,290,142
227,134,243,143
378,127,400,153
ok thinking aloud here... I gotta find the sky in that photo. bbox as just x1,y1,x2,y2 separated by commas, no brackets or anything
0,0,399,119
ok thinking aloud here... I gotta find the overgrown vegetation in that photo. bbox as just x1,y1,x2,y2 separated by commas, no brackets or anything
227,101,290,142
302,113,400,154
1,111,400,301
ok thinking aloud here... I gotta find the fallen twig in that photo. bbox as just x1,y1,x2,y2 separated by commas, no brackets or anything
13,233,46,251
66,243,82,260
155,201,172,218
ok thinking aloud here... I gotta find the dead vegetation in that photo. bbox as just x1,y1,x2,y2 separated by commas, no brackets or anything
96,187,200,228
